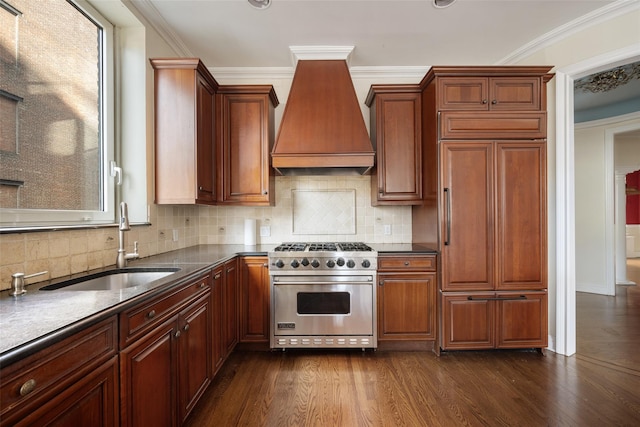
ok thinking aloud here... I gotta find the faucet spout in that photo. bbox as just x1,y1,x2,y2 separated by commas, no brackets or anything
116,202,138,268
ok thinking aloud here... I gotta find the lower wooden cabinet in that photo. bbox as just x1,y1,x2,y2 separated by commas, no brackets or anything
119,273,212,427
239,256,270,343
377,255,437,346
212,258,238,374
0,317,118,427
441,290,548,350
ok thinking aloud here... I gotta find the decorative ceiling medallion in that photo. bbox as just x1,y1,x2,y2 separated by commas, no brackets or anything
248,0,271,10
575,62,640,93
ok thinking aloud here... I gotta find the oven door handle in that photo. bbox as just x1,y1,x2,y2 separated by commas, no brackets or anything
272,275,374,284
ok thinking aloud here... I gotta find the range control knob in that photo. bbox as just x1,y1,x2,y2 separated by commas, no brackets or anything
275,259,285,268
301,258,310,267
347,259,356,268
291,259,300,268
361,259,371,268
336,257,345,267
311,259,320,268
326,259,336,268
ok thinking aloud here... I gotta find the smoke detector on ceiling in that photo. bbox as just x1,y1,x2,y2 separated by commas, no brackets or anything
248,0,271,10
433,0,456,8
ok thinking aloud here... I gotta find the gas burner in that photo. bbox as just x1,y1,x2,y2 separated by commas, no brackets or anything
337,242,373,252
273,243,306,252
307,243,338,251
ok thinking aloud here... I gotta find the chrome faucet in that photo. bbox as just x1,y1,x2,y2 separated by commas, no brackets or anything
116,202,139,268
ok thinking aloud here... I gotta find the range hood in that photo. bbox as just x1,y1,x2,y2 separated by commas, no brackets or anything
271,60,374,175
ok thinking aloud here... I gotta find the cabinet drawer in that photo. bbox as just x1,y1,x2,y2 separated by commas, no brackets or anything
377,255,436,272
120,273,211,348
440,111,546,140
0,316,117,419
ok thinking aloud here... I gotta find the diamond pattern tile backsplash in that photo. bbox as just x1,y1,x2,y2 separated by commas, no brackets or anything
292,190,356,234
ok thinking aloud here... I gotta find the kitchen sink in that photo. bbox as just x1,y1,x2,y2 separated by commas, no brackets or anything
39,267,181,291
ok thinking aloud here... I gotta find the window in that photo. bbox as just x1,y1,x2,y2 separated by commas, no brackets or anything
0,0,114,227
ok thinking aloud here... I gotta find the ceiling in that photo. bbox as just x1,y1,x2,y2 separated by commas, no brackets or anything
130,0,638,119
132,0,615,68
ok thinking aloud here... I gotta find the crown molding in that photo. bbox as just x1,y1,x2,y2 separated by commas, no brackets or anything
209,65,430,81
289,46,354,66
498,0,640,65
128,0,193,57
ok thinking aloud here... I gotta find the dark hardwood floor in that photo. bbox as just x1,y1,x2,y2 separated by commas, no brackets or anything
185,262,640,426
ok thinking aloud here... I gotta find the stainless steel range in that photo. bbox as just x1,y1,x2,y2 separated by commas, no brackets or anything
269,242,378,350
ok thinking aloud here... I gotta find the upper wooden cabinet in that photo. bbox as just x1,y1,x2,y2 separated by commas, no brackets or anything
216,86,278,206
437,76,542,111
366,85,422,205
151,58,219,205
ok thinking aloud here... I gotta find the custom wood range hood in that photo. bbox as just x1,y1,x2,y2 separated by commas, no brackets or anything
271,60,375,175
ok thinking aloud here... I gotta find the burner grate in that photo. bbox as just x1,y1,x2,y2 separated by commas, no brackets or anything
274,243,306,252
307,243,338,251
338,242,373,252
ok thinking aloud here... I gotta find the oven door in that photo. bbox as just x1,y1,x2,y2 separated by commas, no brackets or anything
272,275,374,337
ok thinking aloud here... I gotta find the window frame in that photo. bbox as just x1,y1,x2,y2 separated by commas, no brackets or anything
0,0,116,229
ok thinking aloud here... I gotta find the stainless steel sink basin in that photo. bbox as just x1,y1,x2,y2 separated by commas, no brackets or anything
39,267,181,291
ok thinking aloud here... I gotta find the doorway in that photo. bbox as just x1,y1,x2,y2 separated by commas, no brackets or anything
555,46,640,356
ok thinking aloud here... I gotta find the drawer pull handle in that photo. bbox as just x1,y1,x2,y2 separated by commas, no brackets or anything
147,310,156,319
467,295,527,302
214,273,222,280
20,379,37,396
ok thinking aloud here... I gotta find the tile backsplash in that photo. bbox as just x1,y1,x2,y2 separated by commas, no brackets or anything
0,176,411,290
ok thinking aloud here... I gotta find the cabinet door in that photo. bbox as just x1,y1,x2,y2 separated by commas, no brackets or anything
377,272,435,340
120,322,176,427
240,256,270,342
496,143,546,290
496,291,547,348
218,93,273,205
211,266,225,373
489,77,541,111
441,142,494,291
13,357,119,427
437,77,488,111
441,292,495,350
196,73,215,203
372,92,422,205
178,295,212,423
223,258,239,355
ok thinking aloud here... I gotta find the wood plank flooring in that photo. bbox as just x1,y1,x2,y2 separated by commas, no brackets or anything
185,262,640,426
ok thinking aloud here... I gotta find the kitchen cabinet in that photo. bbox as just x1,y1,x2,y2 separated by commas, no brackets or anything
437,76,542,111
0,317,118,427
216,86,278,206
151,58,219,205
120,273,212,426
377,255,436,346
366,85,422,205
239,256,270,344
412,66,552,352
211,257,238,374
441,291,548,350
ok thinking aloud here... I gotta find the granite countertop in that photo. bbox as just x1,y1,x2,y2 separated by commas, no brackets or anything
372,243,438,254
0,242,435,366
0,244,274,365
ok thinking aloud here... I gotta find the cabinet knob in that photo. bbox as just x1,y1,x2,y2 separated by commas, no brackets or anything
184,324,190,332
491,99,497,104
379,280,384,286
214,273,221,280
199,186,204,191
482,99,488,104
199,282,205,288
19,379,37,396
146,310,156,319
175,330,181,338
404,261,410,266
262,190,268,195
